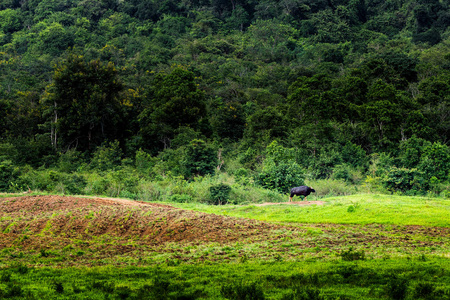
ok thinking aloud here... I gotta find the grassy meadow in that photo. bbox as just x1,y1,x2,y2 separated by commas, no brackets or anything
0,193,449,299
174,194,450,227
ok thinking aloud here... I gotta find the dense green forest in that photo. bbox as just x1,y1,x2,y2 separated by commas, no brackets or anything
0,0,449,198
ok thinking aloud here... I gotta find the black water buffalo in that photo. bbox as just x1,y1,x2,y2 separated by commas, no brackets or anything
289,186,316,202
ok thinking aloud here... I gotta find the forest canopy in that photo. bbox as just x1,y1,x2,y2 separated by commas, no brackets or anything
0,0,449,196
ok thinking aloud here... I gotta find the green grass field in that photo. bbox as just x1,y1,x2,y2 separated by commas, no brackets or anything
173,194,450,227
0,193,449,299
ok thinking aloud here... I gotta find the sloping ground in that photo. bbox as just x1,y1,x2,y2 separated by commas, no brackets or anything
0,195,449,267
0,195,278,245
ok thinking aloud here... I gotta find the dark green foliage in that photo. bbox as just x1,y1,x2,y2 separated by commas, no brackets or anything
245,106,289,144
211,100,246,141
413,282,435,300
256,141,305,193
208,183,231,205
257,161,305,194
91,280,115,293
58,149,86,173
339,247,365,261
139,68,207,150
114,285,132,299
398,136,431,169
14,263,29,275
90,140,123,172
281,286,324,300
419,142,450,181
53,281,64,294
0,271,12,283
385,275,409,300
382,167,427,194
183,139,217,177
64,174,87,195
221,281,265,300
341,142,367,169
41,54,125,152
0,0,449,192
1,282,23,298
0,160,17,191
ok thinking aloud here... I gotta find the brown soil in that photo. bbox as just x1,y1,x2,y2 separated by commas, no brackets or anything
0,195,279,252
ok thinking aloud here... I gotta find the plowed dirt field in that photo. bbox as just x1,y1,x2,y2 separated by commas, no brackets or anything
0,195,449,267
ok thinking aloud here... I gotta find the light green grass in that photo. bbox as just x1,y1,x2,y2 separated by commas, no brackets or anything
172,194,450,227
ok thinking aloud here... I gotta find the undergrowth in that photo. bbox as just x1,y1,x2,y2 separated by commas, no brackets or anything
0,260,449,299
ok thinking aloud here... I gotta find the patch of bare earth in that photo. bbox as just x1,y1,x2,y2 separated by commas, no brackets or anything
0,195,448,266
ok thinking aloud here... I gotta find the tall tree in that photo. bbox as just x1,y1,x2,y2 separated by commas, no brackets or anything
41,54,125,152
139,68,207,150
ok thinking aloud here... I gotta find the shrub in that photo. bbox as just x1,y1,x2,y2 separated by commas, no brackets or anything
257,160,305,194
208,183,232,205
183,139,217,177
385,276,409,300
339,247,365,261
58,149,85,173
90,140,123,171
169,193,192,203
135,149,155,177
115,285,132,300
331,164,353,182
119,190,138,200
64,174,87,195
341,142,368,168
281,286,324,300
53,281,64,294
137,181,163,202
413,282,435,299
308,179,356,197
221,281,265,300
0,160,17,191
0,271,11,283
4,282,23,298
234,168,254,186
382,167,428,193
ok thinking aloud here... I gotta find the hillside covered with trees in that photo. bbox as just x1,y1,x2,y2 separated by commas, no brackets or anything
0,0,449,198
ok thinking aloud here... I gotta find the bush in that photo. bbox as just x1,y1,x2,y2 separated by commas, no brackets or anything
339,247,365,261
64,174,87,195
90,140,123,172
0,160,17,191
331,164,353,182
208,183,232,205
135,149,155,177
169,193,192,203
3,282,23,298
183,139,217,178
281,286,324,300
137,181,164,202
221,281,265,300
257,160,305,194
382,167,428,193
413,282,435,299
308,179,356,197
58,149,85,173
385,275,409,300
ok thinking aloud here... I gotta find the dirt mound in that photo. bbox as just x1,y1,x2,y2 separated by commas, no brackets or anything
0,195,278,248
